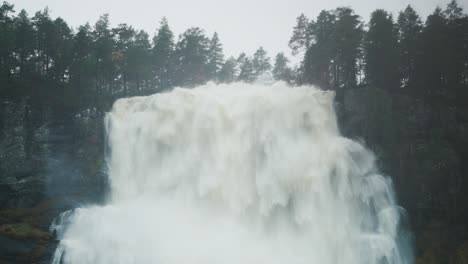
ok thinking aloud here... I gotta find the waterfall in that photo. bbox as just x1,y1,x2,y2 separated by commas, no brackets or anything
51,82,413,264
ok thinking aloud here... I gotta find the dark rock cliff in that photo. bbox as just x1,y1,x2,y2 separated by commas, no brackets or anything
339,87,468,264
0,100,106,263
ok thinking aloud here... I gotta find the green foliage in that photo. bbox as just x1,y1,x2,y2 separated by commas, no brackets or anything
219,56,237,83
289,13,313,55
420,7,449,95
302,10,336,88
364,9,399,90
333,7,364,89
292,0,468,105
237,53,255,82
152,17,175,90
0,1,15,94
252,47,271,78
1,0,467,116
207,32,224,81
299,8,364,89
397,5,423,89
173,27,210,87
272,52,293,82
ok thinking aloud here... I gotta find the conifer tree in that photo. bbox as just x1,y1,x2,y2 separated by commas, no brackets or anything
207,32,224,81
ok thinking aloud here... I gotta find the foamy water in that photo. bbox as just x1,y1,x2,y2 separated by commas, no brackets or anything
51,82,413,264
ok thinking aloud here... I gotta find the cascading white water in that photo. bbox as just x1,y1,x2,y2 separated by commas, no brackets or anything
51,82,413,264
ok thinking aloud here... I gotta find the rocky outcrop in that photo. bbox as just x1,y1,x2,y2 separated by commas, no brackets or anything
0,100,106,263
340,87,468,263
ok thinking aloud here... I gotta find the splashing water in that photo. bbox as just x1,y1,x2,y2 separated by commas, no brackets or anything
51,82,413,264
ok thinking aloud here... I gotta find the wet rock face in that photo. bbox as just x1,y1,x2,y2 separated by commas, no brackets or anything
0,100,46,209
0,100,106,263
339,87,468,261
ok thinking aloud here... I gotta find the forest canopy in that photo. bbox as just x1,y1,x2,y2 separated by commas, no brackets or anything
0,0,467,113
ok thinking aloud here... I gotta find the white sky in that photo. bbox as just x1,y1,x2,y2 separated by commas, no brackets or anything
8,0,468,59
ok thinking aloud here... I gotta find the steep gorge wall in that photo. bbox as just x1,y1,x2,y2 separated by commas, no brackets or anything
0,101,106,263
340,87,468,263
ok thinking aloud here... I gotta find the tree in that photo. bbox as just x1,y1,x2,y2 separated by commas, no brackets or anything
0,1,15,96
444,0,466,92
364,9,399,90
301,10,336,88
173,27,210,87
444,0,463,20
332,7,364,89
219,57,237,83
127,30,152,94
207,32,224,81
419,7,449,95
152,17,174,90
33,8,55,77
113,23,136,96
289,14,313,55
397,5,423,89
297,8,363,90
50,17,73,84
70,23,95,109
272,52,292,82
2,0,466,123
93,14,115,104
13,9,35,80
252,47,271,78
237,53,255,82
461,16,468,89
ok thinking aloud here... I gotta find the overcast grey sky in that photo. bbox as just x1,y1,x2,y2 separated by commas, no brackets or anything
8,0,468,59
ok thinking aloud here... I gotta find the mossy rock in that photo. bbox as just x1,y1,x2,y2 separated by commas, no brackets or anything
415,247,451,264
0,200,53,225
0,223,49,240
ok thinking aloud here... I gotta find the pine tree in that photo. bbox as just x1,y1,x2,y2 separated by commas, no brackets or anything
33,8,56,77
219,57,237,83
462,16,468,89
299,8,363,90
0,2,15,97
128,30,151,94
237,53,255,82
207,32,224,81
302,10,336,88
365,9,399,90
420,7,449,95
70,23,94,109
113,23,136,96
50,17,73,84
13,10,35,81
332,7,364,89
272,52,292,82
444,0,466,91
252,47,271,78
397,5,423,89
93,14,115,103
289,14,313,55
152,17,174,90
173,27,210,87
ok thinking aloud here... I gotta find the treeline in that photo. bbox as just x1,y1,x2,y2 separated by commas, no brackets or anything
0,1,468,114
0,3,279,113
291,1,468,104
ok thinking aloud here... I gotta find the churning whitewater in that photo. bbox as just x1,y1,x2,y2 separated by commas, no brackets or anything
51,82,413,264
